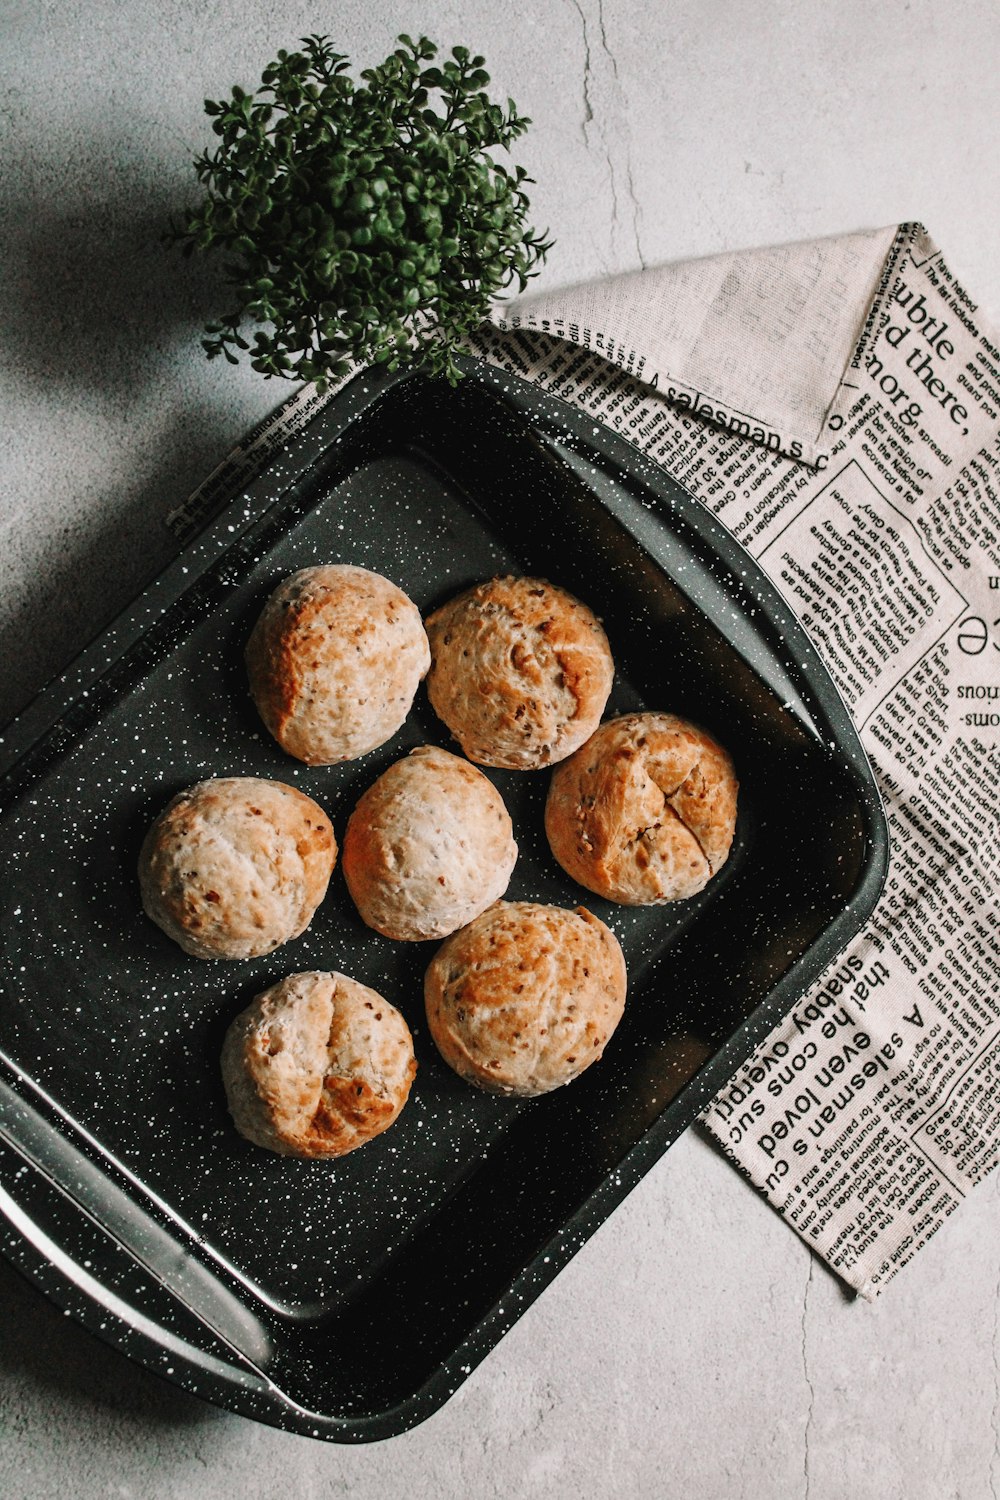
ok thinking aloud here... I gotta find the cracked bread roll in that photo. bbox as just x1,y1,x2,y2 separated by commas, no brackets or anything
424,901,627,1097
221,971,416,1158
246,565,431,765
342,745,518,941
544,712,738,905
138,778,336,959
424,576,614,770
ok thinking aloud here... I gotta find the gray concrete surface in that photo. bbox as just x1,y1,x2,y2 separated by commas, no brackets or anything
3,2,1000,1496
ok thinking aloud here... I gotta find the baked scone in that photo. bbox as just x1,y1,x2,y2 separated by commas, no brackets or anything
138,777,336,959
342,745,518,941
221,971,416,1158
245,565,431,765
424,901,627,1097
544,712,738,904
424,576,615,770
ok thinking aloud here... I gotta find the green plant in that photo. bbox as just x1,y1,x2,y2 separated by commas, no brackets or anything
174,33,552,388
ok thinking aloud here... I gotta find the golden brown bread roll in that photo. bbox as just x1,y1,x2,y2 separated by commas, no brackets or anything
245,565,431,765
424,901,627,1097
138,777,336,959
342,745,518,941
221,971,416,1158
544,712,738,904
424,576,614,770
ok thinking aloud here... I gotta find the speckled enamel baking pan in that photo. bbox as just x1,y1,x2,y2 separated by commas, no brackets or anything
0,358,889,1440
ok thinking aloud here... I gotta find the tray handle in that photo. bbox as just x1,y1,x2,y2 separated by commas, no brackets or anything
0,1074,274,1395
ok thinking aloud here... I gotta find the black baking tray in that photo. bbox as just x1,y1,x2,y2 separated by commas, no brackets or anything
0,356,888,1440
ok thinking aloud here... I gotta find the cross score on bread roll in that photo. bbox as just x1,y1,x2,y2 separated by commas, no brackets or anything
222,971,416,1158
342,745,518,941
245,565,431,765
424,576,615,770
544,712,738,904
424,901,627,1097
138,777,337,959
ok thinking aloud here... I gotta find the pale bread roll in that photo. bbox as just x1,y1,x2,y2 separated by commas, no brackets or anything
424,576,614,770
544,712,738,905
221,971,416,1158
424,901,627,1097
245,565,431,765
138,777,336,960
342,746,518,941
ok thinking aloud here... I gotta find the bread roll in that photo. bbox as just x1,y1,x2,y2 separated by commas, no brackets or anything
245,565,431,765
221,971,416,1158
424,901,627,1097
544,712,738,904
138,777,336,959
342,746,518,941
424,576,614,770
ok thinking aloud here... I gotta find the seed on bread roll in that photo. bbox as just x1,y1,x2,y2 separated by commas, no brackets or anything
544,712,738,905
138,777,336,959
424,901,627,1097
245,565,431,765
221,971,416,1158
424,576,615,770
342,745,518,941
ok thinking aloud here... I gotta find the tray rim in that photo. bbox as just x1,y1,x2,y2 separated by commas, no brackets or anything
0,355,890,1442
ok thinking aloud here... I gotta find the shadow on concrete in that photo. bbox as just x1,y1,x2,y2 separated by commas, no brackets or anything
0,1254,222,1434
0,123,278,725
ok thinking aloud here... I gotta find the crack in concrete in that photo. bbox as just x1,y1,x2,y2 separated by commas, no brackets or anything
592,0,623,246
569,0,595,145
595,0,646,269
568,0,632,271
802,1258,815,1500
595,0,617,81
621,155,647,271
